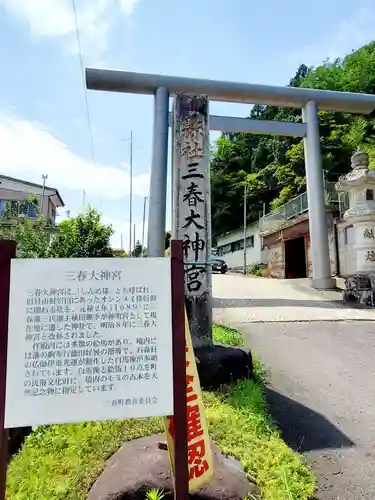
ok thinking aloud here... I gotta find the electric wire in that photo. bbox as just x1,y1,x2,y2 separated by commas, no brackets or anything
71,0,96,169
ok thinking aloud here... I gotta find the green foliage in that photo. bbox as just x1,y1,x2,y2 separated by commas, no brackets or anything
145,488,166,500
211,41,375,238
165,230,171,250
0,196,55,258
49,208,114,258
0,202,114,259
248,264,264,276
212,324,245,347
6,418,163,500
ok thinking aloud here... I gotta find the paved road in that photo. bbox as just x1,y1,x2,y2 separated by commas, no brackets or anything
213,274,375,500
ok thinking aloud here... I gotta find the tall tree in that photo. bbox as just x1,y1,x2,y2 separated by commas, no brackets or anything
211,41,375,238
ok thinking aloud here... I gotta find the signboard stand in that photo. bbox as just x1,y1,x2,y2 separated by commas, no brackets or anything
0,240,189,500
170,240,189,499
0,241,16,500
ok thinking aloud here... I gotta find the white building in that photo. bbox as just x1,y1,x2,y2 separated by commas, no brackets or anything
0,175,64,223
215,222,262,269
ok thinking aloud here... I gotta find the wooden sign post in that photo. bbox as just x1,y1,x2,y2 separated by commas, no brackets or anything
0,241,16,500
0,240,189,500
170,240,189,499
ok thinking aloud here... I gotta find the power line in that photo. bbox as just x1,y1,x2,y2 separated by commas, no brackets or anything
72,0,96,168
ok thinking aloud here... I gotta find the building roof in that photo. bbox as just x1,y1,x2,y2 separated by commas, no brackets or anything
216,221,259,241
0,174,65,207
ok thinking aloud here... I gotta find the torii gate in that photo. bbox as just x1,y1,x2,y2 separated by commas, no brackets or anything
86,67,375,290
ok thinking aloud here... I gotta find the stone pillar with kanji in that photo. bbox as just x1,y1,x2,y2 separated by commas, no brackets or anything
336,150,375,304
172,94,212,346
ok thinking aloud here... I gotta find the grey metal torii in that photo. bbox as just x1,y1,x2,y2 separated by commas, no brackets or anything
86,68,375,289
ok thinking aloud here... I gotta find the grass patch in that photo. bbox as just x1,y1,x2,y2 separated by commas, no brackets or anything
7,325,316,500
212,323,245,347
213,324,268,384
205,381,315,500
6,419,163,500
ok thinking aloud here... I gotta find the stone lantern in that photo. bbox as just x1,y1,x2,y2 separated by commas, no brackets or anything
335,150,375,303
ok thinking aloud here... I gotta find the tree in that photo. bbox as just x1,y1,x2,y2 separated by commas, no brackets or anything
49,208,114,258
0,204,114,259
165,230,171,250
211,41,375,237
0,195,55,258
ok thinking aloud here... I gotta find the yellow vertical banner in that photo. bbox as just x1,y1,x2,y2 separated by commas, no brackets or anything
163,311,214,493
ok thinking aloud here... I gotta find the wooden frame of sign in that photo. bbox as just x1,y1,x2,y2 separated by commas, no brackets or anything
0,239,188,500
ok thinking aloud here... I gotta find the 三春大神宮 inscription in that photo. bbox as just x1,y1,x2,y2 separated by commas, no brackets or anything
5,258,173,428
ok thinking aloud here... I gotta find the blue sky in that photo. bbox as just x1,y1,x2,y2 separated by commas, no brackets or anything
1,0,374,250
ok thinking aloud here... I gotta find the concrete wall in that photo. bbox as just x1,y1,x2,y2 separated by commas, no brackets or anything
216,224,262,269
264,240,284,278
263,214,337,279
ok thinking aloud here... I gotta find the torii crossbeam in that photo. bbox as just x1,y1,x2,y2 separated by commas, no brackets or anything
86,67,375,289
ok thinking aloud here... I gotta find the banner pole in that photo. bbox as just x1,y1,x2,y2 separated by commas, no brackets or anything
170,240,188,499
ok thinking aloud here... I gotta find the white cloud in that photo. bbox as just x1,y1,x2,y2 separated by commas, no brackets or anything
288,6,375,69
118,0,139,16
0,0,140,59
0,112,150,201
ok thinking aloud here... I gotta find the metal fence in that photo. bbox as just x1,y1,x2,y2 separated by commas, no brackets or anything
259,182,349,233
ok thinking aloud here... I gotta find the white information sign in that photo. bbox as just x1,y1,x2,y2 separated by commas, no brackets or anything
5,257,174,428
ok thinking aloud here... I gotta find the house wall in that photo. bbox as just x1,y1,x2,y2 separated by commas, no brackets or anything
0,179,58,222
264,240,284,278
216,224,262,269
263,213,337,278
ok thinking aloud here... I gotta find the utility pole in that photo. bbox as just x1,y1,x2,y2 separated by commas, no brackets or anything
41,174,48,215
129,131,133,257
120,234,123,251
243,184,247,275
141,196,148,257
82,190,86,213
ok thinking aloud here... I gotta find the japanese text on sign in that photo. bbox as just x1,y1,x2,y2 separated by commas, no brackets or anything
5,258,173,428
363,228,375,239
177,96,210,297
164,312,213,492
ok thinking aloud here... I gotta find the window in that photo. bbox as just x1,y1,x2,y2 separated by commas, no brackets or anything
246,235,254,248
27,203,37,219
217,244,231,256
231,239,244,252
218,236,256,254
366,189,374,201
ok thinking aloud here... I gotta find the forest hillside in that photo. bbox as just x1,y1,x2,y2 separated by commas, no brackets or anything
211,41,375,238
